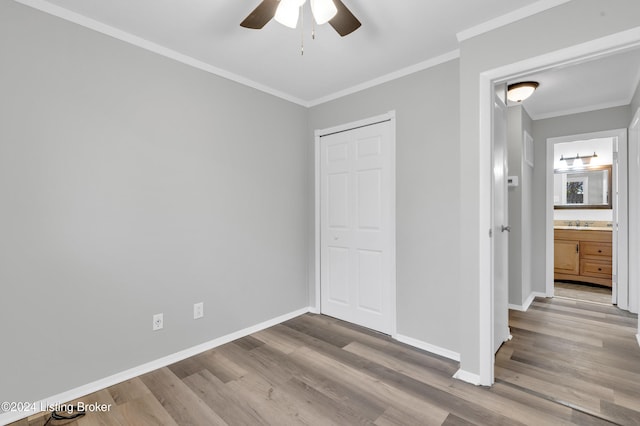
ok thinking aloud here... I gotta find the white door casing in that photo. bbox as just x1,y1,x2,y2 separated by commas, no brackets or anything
474,27,640,388
315,113,396,335
546,130,628,308
492,91,510,354
612,138,620,306
614,133,629,309
629,109,640,315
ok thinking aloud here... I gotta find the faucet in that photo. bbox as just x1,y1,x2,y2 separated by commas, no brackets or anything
575,220,581,227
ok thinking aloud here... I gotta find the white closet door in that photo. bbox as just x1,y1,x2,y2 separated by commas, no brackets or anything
320,120,393,334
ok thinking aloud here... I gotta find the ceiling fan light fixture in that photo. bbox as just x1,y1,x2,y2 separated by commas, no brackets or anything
507,81,539,102
240,0,361,37
274,0,304,28
310,0,337,25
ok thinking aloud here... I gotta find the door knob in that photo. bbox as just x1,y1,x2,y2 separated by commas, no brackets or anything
501,225,511,232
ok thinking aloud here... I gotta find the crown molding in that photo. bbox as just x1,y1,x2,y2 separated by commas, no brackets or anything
307,50,460,107
456,0,572,42
15,0,589,112
14,0,309,107
527,99,632,121
13,0,460,109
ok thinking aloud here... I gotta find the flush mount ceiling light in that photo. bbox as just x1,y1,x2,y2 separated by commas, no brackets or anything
507,81,539,102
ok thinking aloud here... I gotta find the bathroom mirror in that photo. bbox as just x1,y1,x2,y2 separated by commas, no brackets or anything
553,165,612,209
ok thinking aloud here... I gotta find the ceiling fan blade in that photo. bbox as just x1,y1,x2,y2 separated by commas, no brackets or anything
329,0,361,37
240,0,280,29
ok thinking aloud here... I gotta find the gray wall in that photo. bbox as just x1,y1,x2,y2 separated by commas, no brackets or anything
0,1,309,404
507,105,533,307
458,0,640,376
531,105,632,292
4,0,640,406
308,60,461,353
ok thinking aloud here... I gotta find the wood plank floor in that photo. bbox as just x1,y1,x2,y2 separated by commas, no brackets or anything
496,297,640,426
10,300,640,426
555,281,613,304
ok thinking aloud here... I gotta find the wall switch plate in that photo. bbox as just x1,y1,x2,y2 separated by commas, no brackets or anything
194,302,204,319
153,313,163,331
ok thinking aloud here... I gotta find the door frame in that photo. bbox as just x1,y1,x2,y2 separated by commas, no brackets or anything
313,111,397,337
632,108,640,346
478,29,640,385
545,129,628,307
630,108,640,320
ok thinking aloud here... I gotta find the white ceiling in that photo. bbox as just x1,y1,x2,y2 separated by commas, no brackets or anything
16,0,640,116
511,47,640,119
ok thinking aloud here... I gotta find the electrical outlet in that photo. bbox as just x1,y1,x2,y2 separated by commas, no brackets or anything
153,313,163,331
193,302,204,319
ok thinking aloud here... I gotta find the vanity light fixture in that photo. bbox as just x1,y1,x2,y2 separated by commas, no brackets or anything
507,81,539,102
560,152,598,167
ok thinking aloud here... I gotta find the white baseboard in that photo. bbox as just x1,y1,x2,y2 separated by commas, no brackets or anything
453,368,482,386
0,307,311,426
395,334,460,362
508,291,546,312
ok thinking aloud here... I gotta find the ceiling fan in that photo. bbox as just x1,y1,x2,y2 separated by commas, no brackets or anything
240,0,361,37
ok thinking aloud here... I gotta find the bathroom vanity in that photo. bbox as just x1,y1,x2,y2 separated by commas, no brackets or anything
554,227,612,287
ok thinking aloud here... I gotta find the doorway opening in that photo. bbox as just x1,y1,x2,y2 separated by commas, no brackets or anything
546,130,628,309
551,135,617,305
479,31,640,386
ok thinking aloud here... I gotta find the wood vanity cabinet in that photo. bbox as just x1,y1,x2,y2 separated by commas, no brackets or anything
554,229,612,287
554,239,579,275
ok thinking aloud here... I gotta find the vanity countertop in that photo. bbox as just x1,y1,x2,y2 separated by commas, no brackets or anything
553,225,612,231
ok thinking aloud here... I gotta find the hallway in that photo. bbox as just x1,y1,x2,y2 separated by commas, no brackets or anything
497,296,640,425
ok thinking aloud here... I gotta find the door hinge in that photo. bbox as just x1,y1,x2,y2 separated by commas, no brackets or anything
489,228,493,238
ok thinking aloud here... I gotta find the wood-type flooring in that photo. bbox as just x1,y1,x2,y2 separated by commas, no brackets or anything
554,280,613,304
498,297,640,425
10,298,640,425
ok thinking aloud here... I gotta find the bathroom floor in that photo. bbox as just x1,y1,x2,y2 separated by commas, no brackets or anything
554,281,612,304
